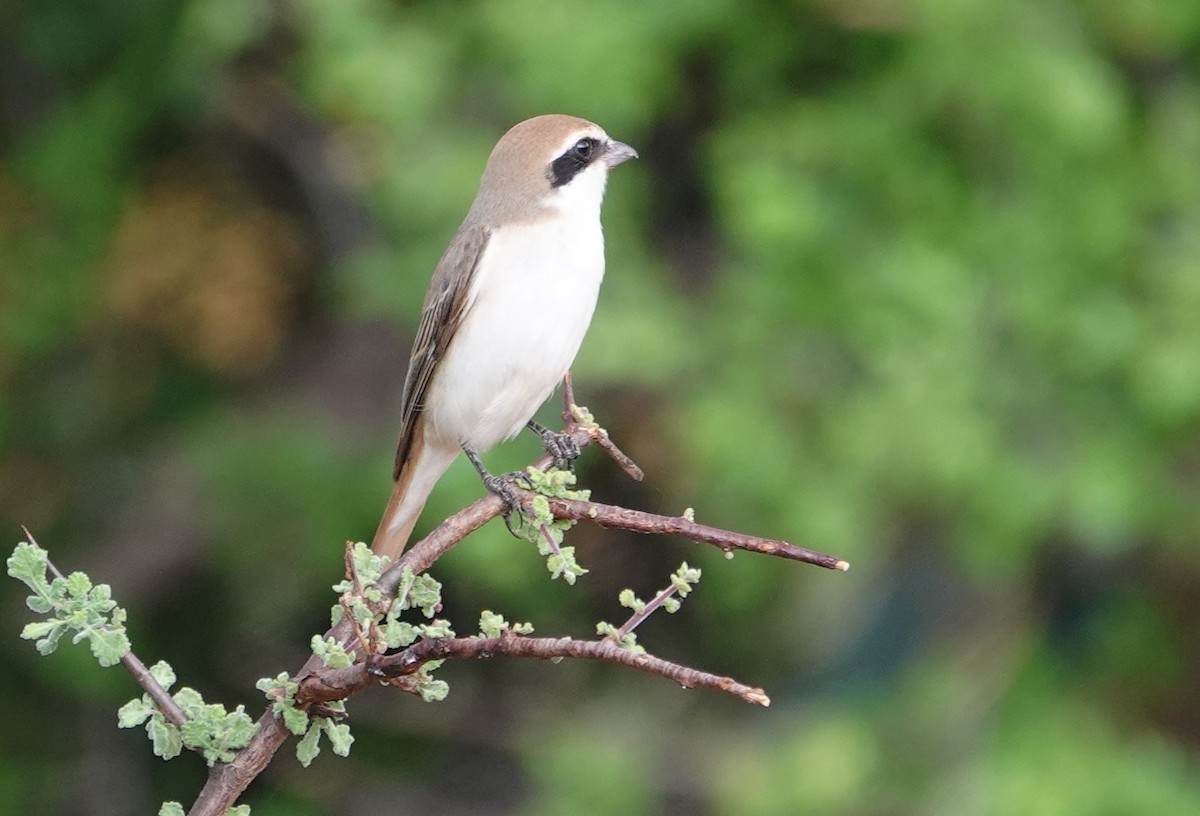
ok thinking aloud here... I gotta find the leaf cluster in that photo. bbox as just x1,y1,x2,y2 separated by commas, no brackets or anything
507,467,591,584
7,541,130,667
118,661,257,765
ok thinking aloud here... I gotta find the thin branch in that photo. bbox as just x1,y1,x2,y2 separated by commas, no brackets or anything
390,492,506,587
617,584,677,641
561,370,578,412
344,541,364,596
544,497,850,571
300,632,770,707
561,372,645,481
389,439,847,579
40,555,65,584
538,523,563,558
340,541,377,657
121,652,189,729
589,427,645,482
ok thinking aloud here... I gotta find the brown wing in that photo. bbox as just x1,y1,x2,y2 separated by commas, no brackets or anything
393,224,491,479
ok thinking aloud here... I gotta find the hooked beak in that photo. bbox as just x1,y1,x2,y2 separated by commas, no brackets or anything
602,139,638,168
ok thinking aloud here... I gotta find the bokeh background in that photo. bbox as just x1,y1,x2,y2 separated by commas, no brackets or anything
4,0,1200,813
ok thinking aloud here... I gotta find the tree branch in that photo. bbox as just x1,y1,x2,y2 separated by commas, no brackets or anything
561,372,644,481
545,497,850,571
300,632,771,707
121,651,189,729
188,415,846,815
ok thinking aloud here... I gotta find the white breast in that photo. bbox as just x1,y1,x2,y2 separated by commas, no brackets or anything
424,205,606,453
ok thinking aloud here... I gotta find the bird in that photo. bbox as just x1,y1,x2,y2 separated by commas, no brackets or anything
370,114,638,559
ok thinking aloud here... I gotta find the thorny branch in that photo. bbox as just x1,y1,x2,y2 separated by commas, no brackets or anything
180,390,847,815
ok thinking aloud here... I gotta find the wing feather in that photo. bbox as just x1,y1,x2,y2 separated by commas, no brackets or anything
392,225,491,479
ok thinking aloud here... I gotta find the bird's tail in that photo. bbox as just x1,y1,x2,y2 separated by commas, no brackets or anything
371,433,459,560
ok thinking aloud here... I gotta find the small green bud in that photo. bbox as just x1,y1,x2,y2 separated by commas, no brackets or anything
617,589,643,612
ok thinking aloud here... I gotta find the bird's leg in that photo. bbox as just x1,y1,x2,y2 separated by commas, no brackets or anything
526,419,582,470
462,445,525,534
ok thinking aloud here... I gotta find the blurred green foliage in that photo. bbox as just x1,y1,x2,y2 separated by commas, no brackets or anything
3,0,1200,813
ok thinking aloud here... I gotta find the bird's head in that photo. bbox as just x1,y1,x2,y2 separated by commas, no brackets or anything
469,114,637,224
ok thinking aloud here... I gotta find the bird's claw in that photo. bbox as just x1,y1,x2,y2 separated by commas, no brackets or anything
481,471,527,536
482,470,525,509
528,420,582,470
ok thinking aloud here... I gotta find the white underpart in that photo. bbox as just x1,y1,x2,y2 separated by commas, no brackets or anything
424,162,609,452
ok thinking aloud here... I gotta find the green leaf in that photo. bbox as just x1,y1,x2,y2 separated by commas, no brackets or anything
89,624,131,666
418,619,454,639
406,573,443,618
21,619,61,641
149,717,183,760
258,673,308,735
350,598,373,625
280,703,310,736
6,541,49,586
173,687,205,715
670,562,701,595
618,589,642,612
546,546,587,584
149,661,177,690
530,495,553,531
118,698,155,728
323,720,354,756
393,568,416,608
311,635,353,669
378,618,418,649
24,594,54,614
158,803,185,816
180,703,258,765
66,571,92,597
348,540,389,584
256,672,295,697
479,610,506,638
520,466,591,501
33,623,66,655
418,678,449,702
296,723,322,768
595,622,643,653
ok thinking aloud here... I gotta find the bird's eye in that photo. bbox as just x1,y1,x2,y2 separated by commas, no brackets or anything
572,138,598,162
548,136,602,187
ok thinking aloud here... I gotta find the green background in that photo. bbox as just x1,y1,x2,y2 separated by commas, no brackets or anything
3,0,1200,813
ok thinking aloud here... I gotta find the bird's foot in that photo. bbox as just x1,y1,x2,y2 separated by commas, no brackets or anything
463,445,529,535
481,470,526,510
484,472,531,538
526,419,582,470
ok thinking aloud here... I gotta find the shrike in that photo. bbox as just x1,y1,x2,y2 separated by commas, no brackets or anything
371,115,637,559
